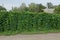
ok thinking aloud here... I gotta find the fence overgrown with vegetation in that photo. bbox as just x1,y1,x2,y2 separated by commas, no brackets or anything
0,12,60,34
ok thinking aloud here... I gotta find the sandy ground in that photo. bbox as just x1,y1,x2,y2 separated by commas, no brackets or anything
0,33,60,40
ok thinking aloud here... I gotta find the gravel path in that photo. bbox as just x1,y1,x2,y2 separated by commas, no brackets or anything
0,33,60,40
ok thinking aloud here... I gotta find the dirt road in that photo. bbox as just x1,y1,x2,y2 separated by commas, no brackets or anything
0,33,60,40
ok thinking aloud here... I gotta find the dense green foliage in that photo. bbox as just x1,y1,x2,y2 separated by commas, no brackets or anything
0,12,60,34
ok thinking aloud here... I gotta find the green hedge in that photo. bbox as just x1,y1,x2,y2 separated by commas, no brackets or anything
0,12,60,33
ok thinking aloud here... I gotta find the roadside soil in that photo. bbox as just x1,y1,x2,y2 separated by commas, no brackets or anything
0,33,60,40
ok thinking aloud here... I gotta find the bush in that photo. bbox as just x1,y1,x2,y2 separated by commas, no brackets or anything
0,12,60,34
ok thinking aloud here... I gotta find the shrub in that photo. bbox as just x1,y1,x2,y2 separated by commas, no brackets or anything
0,12,60,34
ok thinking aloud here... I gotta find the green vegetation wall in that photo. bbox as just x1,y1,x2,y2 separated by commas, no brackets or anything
0,12,60,33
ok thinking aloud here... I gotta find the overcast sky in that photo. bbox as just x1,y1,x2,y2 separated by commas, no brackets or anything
0,0,60,10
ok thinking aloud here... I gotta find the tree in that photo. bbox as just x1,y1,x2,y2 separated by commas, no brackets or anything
28,3,46,12
54,5,60,13
29,3,37,12
18,3,28,12
0,6,6,11
47,2,53,9
37,4,46,12
11,3,46,13
12,7,18,12
11,3,28,12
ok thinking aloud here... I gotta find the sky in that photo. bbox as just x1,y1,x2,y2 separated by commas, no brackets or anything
0,0,60,10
